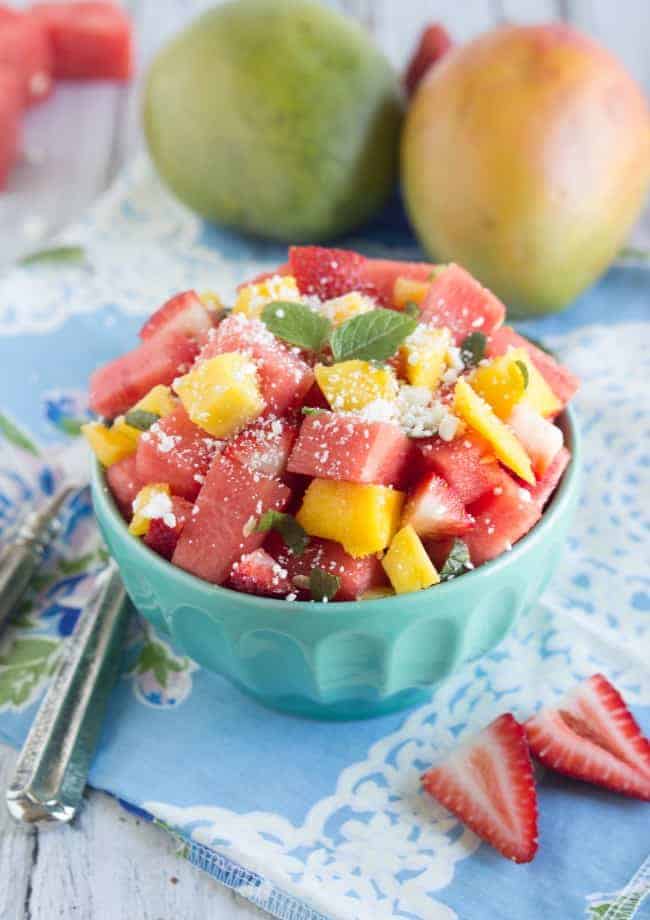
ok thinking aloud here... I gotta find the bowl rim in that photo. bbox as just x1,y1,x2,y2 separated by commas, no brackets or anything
91,406,581,613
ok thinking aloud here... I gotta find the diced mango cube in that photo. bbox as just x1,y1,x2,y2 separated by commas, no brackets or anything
321,291,375,326
315,360,398,412
129,483,172,536
506,348,562,417
470,353,527,419
393,277,431,309
112,384,178,447
296,479,404,557
82,421,136,467
199,290,225,314
233,275,300,319
454,378,535,484
382,525,440,594
400,326,451,390
174,352,265,438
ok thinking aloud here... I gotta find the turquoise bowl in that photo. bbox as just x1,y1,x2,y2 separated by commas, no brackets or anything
91,409,580,720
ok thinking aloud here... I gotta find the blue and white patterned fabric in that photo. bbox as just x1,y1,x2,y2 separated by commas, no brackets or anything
0,159,648,920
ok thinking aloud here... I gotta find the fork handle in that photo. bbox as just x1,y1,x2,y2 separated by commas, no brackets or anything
6,563,131,824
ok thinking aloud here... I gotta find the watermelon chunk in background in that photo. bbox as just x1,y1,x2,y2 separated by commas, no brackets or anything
265,533,388,602
287,413,413,486
139,290,214,343
404,23,453,97
228,548,292,597
418,433,502,505
223,415,298,479
464,467,542,565
0,70,23,189
88,331,198,418
143,495,193,560
202,314,314,417
172,453,291,585
106,453,141,520
0,5,52,104
29,1,133,81
488,326,580,407
419,263,506,343
135,406,219,502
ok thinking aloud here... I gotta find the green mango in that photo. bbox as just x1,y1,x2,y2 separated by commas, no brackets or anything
402,24,650,315
144,0,403,242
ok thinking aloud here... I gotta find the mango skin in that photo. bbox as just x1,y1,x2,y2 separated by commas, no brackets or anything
144,0,403,242
402,24,650,315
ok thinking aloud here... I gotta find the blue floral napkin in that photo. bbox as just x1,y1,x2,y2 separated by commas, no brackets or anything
0,159,648,920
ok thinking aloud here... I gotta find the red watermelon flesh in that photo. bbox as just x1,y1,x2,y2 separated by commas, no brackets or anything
223,415,298,479
139,290,214,342
287,412,413,486
143,495,193,560
402,471,474,538
106,453,141,521
0,69,22,189
488,326,579,407
265,533,388,601
464,468,541,565
423,536,456,571
135,406,220,501
228,548,292,597
236,263,291,291
289,246,367,300
529,447,571,509
201,314,314,416
359,258,436,308
405,23,453,97
172,453,291,585
418,433,502,505
419,263,505,343
0,6,52,104
89,331,198,419
29,2,133,81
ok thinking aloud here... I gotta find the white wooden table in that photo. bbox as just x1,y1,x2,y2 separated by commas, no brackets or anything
0,2,648,917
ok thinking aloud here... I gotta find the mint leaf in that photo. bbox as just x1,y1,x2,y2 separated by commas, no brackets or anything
125,409,160,431
460,331,487,368
301,406,325,416
19,245,86,267
403,301,421,319
255,510,309,556
310,567,340,602
515,359,529,389
261,301,331,351
330,308,417,363
439,539,471,581
0,412,39,455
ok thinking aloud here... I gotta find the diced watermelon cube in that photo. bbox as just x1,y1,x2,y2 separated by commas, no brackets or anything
419,264,505,343
402,471,473,538
464,468,541,565
0,6,52,104
508,402,563,477
289,246,367,301
265,533,388,601
0,70,22,189
135,406,219,501
172,453,291,585
423,536,455,571
143,495,193,560
529,446,571,509
228,548,292,597
89,331,198,419
287,412,413,486
236,263,290,291
223,415,298,479
139,290,214,342
29,1,133,81
359,258,436,307
405,23,453,97
418,433,502,504
488,326,580,407
106,453,141,520
201,314,314,417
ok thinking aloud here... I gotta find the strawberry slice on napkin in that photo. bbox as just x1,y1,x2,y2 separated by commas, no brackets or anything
422,713,539,863
525,674,650,801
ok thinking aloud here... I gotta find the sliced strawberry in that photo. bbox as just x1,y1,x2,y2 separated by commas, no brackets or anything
223,415,298,479
0,6,53,105
143,495,193,560
402,471,473,538
525,675,650,801
508,402,563,478
419,263,505,344
229,548,292,597
422,713,538,863
236,263,291,291
289,246,367,301
405,23,453,97
488,326,579,408
139,290,214,342
0,70,23,189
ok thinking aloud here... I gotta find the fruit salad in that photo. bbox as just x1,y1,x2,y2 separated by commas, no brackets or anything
85,247,579,603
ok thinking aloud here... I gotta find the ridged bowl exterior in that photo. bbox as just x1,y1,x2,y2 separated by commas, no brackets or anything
91,409,580,720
